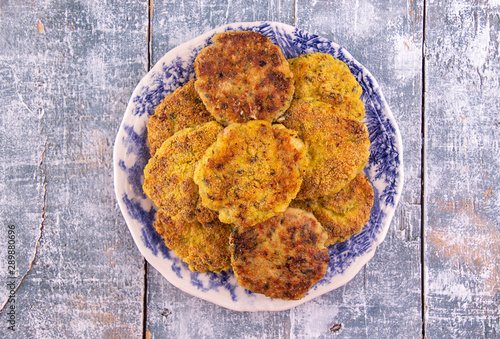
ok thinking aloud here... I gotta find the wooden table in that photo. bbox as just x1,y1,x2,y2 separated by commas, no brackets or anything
1,0,499,337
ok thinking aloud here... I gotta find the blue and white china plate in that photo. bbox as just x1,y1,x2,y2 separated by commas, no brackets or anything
113,21,404,312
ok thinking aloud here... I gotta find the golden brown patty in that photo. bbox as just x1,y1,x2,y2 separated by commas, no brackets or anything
194,120,308,227
147,79,215,156
194,31,294,125
230,208,330,300
288,52,365,121
280,98,370,200
155,208,233,273
291,172,374,246
143,121,223,221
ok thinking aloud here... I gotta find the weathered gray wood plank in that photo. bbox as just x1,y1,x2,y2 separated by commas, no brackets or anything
0,2,48,335
150,0,295,63
0,0,149,337
146,0,423,338
293,0,423,337
424,0,500,336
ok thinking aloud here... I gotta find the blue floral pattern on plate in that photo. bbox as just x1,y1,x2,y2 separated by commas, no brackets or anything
113,21,404,312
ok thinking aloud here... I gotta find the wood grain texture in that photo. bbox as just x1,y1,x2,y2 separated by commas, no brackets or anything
0,0,148,337
0,0,47,324
294,0,423,337
146,0,423,338
150,0,295,65
424,0,500,336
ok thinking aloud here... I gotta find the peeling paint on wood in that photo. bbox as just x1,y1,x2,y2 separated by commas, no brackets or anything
0,0,149,337
36,20,44,34
425,0,500,337
150,0,295,65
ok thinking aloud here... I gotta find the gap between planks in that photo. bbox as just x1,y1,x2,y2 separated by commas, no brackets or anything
420,0,427,337
143,1,153,338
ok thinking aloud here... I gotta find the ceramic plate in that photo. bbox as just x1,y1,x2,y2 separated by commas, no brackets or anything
113,21,404,312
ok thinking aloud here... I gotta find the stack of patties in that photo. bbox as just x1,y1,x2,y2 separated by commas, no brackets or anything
143,31,373,300
284,53,374,246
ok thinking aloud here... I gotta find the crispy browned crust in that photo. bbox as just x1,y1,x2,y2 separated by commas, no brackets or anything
288,52,365,121
280,98,370,200
155,208,233,273
147,79,215,156
143,122,223,221
291,172,374,246
194,120,308,227
194,31,294,125
194,198,219,224
230,208,330,300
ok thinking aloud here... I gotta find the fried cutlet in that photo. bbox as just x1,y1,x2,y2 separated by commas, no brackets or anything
280,98,370,200
230,208,330,300
155,208,233,273
288,52,365,121
291,172,374,246
147,79,215,156
193,120,308,227
194,31,294,125
143,121,223,221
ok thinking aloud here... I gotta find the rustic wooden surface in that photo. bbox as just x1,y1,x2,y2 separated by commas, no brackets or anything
0,0,498,338
424,0,500,337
